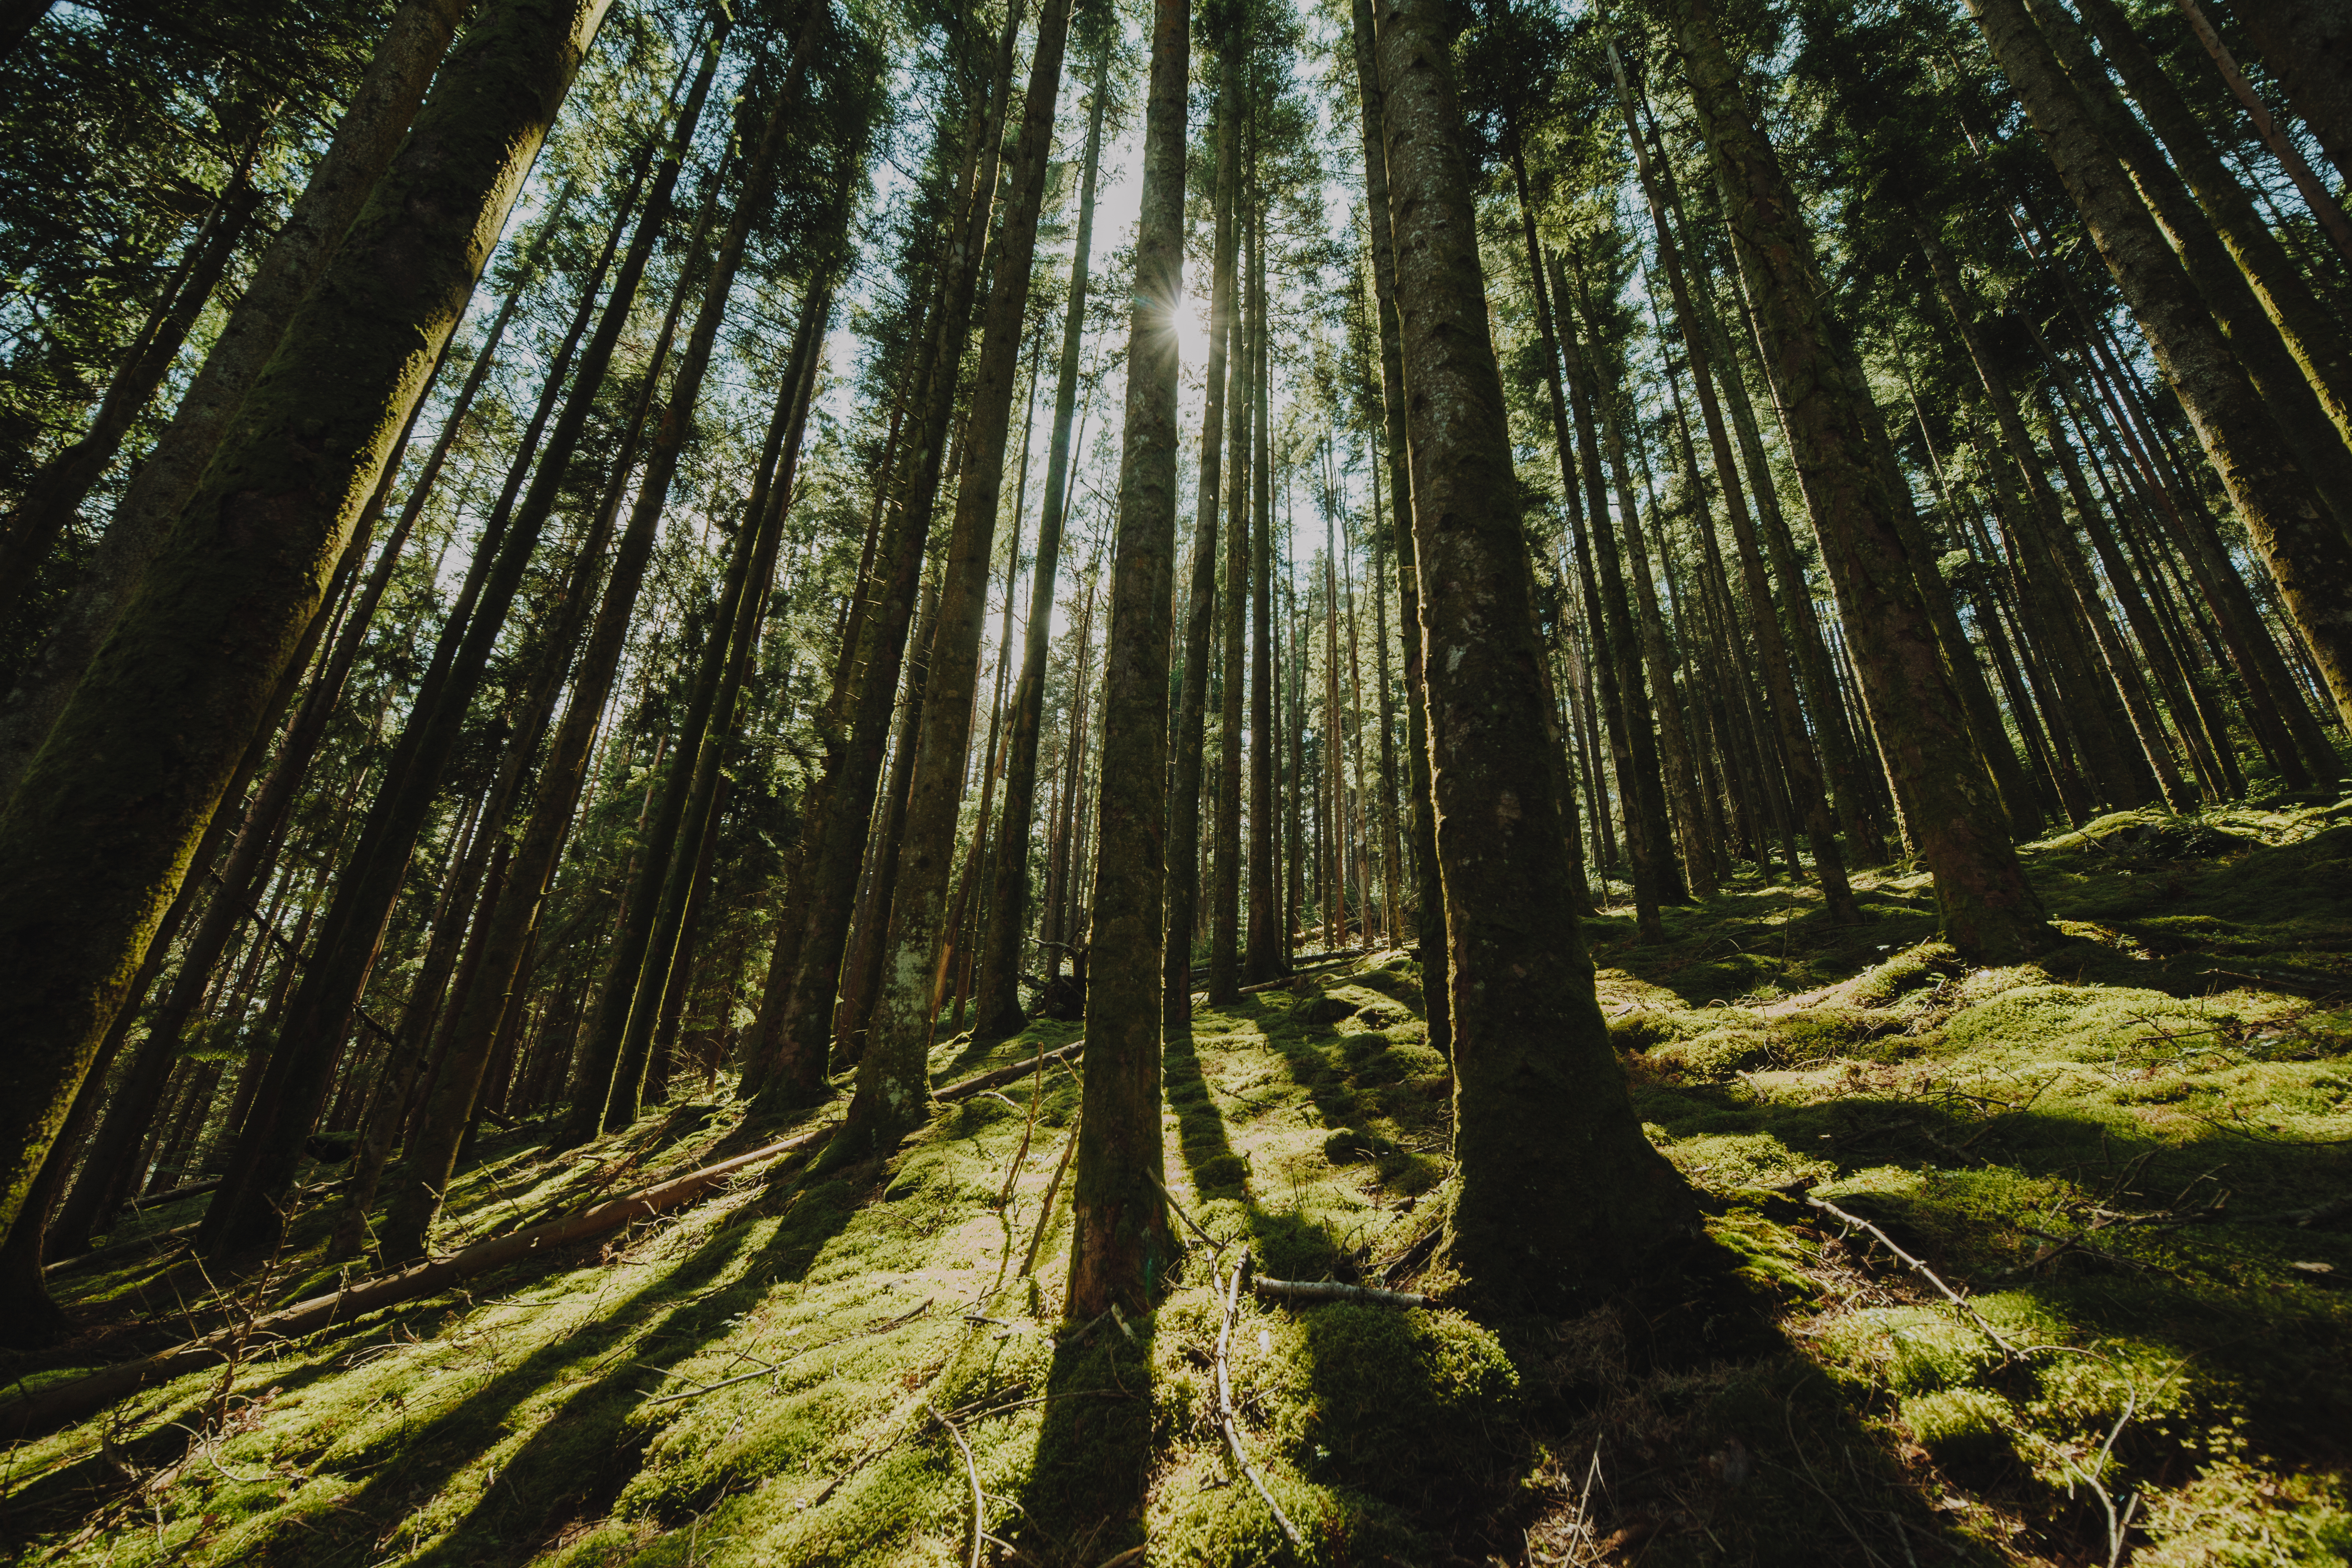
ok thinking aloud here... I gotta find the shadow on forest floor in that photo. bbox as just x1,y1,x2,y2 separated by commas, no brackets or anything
5,799,2351,1565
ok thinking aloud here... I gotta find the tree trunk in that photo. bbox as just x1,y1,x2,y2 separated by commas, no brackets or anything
1246,145,1284,980
1349,0,1448,1048
972,49,1108,1047
1370,0,1695,1311
842,0,1075,1160
1166,32,1238,1033
1559,260,1686,928
1064,0,1184,1322
1675,0,2056,964
1968,0,2352,736
0,0,611,1246
1207,179,1254,1004
0,0,476,805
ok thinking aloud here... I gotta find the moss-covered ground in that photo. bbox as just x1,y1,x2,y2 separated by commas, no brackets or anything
5,799,2349,1565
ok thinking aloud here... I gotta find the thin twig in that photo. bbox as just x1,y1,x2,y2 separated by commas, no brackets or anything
1806,1194,2019,1357
927,1401,984,1568
1018,1114,1081,1279
1147,1170,1226,1255
1216,1248,1303,1549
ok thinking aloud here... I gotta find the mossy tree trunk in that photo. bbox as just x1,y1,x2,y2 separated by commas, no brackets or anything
1347,0,1448,1048
1370,0,1696,1311
1674,0,2057,965
0,0,612,1246
1064,0,1184,1322
1166,31,1235,1034
845,0,1076,1162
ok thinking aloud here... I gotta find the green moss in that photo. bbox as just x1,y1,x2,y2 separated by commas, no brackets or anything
2140,1460,2352,1567
16,802,2352,1567
1901,1387,2015,1468
1243,1302,1522,1500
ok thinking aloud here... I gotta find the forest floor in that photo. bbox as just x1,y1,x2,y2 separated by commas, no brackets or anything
4,798,2350,1567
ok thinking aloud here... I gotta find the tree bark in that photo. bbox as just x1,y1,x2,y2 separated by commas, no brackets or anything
1064,0,1184,1321
1370,0,1695,1311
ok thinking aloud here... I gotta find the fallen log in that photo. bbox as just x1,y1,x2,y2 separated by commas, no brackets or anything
43,1220,200,1279
0,1123,834,1442
933,1042,1082,1102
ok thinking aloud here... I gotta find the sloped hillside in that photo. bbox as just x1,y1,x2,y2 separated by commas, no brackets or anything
4,802,2348,1566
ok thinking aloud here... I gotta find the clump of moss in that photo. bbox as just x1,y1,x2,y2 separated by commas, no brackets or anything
1903,1386,2015,1470
2138,1459,2352,1567
1666,1132,1833,1193
1240,1302,1522,1502
1821,1305,2000,1396
1848,941,1963,1007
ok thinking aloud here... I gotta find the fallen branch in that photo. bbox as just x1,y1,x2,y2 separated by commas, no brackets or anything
1216,1249,1303,1550
1,1123,836,1442
44,1221,201,1279
1251,1275,1431,1310
937,1043,1083,1103
1018,1114,1081,1279
1146,1171,1225,1256
928,1400,985,1568
1805,1193,2019,1358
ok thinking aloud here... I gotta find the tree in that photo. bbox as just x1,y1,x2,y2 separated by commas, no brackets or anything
1673,0,2061,966
1369,0,1695,1310
0,0,614,1245
1065,0,1185,1321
